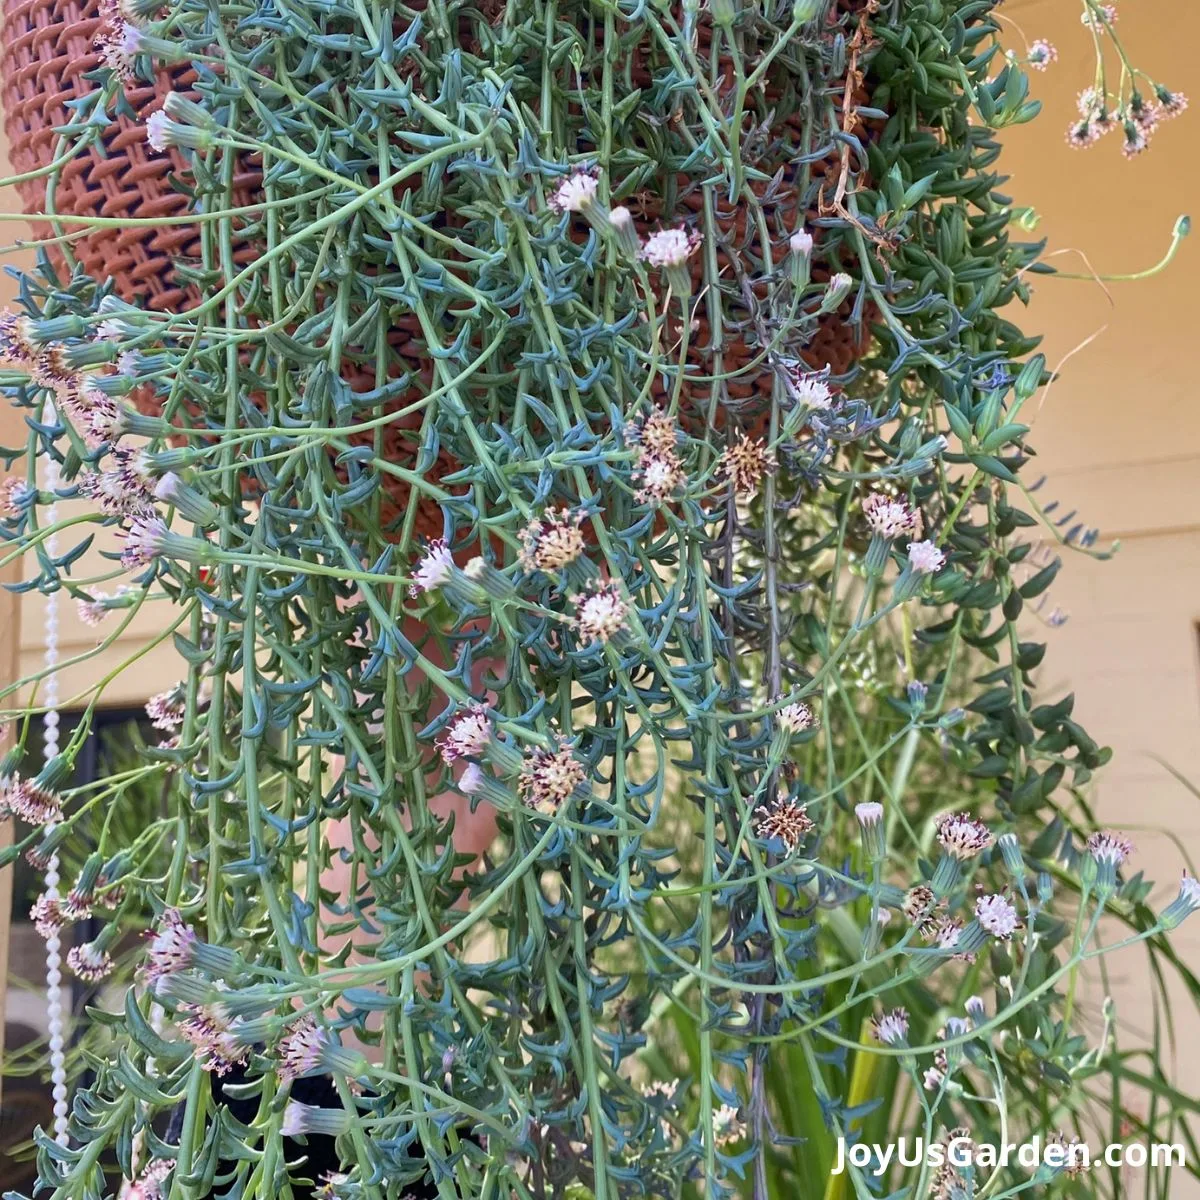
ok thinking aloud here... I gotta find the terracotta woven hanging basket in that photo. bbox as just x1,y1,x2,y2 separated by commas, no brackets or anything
0,0,451,536
0,0,260,311
0,0,874,538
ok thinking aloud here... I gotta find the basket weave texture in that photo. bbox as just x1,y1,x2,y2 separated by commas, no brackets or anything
0,0,259,311
0,1,873,539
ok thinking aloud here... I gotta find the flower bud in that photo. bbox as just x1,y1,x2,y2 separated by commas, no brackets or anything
163,91,217,131
855,801,886,862
463,556,516,601
281,1101,352,1139
1161,874,1200,930
710,0,737,27
931,853,961,898
34,753,73,795
154,473,220,528
485,734,525,776
818,272,854,314
29,315,88,344
997,832,1024,879
609,207,642,260
62,341,116,369
459,762,517,809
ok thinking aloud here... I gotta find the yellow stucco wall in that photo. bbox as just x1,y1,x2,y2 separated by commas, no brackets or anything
998,1,1200,1136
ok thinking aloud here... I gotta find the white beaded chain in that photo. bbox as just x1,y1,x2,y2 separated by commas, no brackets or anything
36,422,71,1147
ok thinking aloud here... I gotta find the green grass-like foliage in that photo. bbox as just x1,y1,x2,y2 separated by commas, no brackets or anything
0,0,1197,1198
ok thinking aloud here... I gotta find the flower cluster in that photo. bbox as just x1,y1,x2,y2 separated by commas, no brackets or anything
630,410,686,506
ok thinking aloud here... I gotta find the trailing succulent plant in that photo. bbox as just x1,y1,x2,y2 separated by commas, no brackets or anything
0,0,1195,1198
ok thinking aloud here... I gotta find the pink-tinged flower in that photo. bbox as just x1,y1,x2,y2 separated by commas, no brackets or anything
315,1173,351,1200
518,737,586,814
1066,120,1098,149
0,310,37,364
923,1066,945,1092
1156,88,1188,119
633,450,686,505
786,368,834,410
718,434,775,498
712,1103,744,1147
0,476,29,519
549,168,600,214
94,317,127,341
641,226,701,269
1027,39,1056,70
78,467,152,519
3,777,63,825
974,892,1021,940
146,109,169,153
573,580,629,646
25,843,53,871
907,539,946,574
1121,121,1149,158
146,685,186,732
789,228,814,257
77,595,111,626
1081,3,1117,29
1086,830,1133,865
68,941,115,983
902,884,939,927
641,1078,679,1100
862,492,918,539
31,346,77,397
927,915,965,951
30,895,67,938
83,398,122,448
936,812,994,860
409,538,454,596
62,885,95,922
754,796,814,854
127,1158,176,1200
95,19,142,82
518,507,586,573
776,701,814,734
113,445,153,491
178,1005,249,1075
1130,97,1160,133
635,410,680,458
143,908,197,981
1077,87,1100,117
870,1007,909,1045
278,1015,329,1083
437,704,492,763
121,515,169,569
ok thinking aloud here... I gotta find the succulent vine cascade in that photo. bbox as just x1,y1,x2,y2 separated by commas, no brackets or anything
0,0,1196,1198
